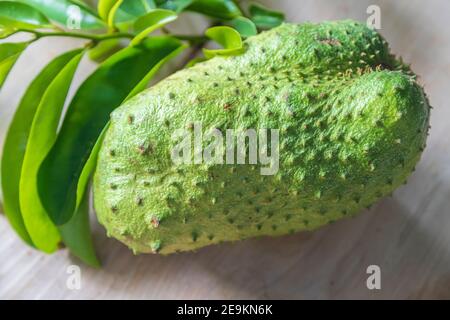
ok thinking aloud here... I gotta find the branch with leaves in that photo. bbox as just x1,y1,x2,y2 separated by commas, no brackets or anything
0,0,285,266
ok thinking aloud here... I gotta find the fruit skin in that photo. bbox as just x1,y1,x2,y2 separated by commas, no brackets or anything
93,20,430,254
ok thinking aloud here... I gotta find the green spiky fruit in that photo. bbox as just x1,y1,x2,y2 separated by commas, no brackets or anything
93,20,430,254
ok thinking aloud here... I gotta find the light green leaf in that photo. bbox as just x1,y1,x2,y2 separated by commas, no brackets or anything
97,0,115,20
1,49,80,248
249,3,285,29
38,36,186,225
16,0,105,29
228,16,257,37
19,49,83,253
97,0,123,26
0,27,15,39
107,0,123,26
0,42,28,88
0,1,51,29
131,9,177,45
203,26,244,59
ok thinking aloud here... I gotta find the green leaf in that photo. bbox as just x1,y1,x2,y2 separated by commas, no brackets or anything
156,0,192,13
131,9,177,45
249,3,284,29
1,49,79,248
97,0,116,20
19,49,83,253
0,42,27,61
60,122,110,268
0,27,15,39
38,36,186,225
187,0,240,19
115,0,156,23
122,0,156,15
97,0,123,26
88,38,121,62
228,16,257,37
74,122,110,213
0,1,51,29
0,42,27,88
205,26,242,49
15,0,105,29
203,26,244,59
60,185,100,268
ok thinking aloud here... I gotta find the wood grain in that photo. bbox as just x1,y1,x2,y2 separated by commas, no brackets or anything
1,0,449,299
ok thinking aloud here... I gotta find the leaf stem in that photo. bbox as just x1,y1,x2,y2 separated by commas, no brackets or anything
16,28,208,46
16,28,134,42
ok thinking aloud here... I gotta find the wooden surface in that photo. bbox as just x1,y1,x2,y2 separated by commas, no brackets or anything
1,0,450,299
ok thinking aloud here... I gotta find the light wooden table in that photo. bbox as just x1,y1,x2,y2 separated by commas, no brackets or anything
1,0,449,299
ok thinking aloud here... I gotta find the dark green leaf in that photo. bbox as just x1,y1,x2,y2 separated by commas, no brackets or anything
156,0,192,13
115,0,156,23
203,26,244,59
1,49,80,248
157,0,240,19
74,122,110,212
15,0,105,29
38,36,186,225
60,185,100,268
186,0,240,19
131,9,177,45
249,3,284,29
60,122,110,267
20,49,83,253
0,42,28,88
0,1,51,29
228,16,257,37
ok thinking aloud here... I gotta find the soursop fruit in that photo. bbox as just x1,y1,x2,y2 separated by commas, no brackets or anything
93,20,430,254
